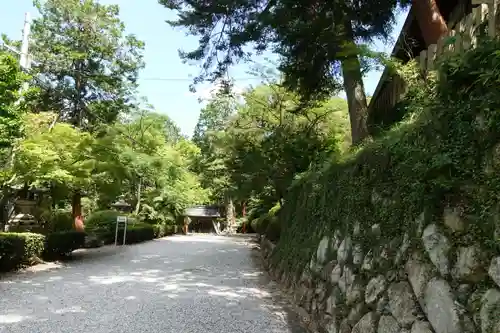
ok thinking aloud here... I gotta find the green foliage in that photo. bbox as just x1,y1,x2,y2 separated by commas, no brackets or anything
49,209,74,232
85,210,121,231
250,218,260,234
0,232,45,271
255,214,271,235
152,223,177,238
44,231,86,257
268,202,281,217
193,81,348,219
272,39,500,276
9,109,207,228
93,110,208,220
0,52,28,152
192,95,235,203
99,222,155,245
30,0,144,127
12,114,95,190
161,0,408,144
265,217,281,243
368,60,437,136
159,0,405,102
1,2,206,248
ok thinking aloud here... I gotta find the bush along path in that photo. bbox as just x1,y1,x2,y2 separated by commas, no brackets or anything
0,209,181,273
254,40,500,333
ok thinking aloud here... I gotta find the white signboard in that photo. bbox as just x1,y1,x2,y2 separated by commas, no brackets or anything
117,216,127,223
115,215,128,246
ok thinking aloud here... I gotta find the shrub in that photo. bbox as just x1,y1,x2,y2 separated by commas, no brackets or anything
166,225,178,235
99,223,154,245
255,214,271,235
153,224,166,238
85,210,120,231
250,218,259,233
153,224,178,238
268,202,281,217
44,231,86,258
265,216,281,243
0,232,45,271
50,210,74,232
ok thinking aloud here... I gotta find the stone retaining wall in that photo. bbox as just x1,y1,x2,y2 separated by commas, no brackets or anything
259,213,500,333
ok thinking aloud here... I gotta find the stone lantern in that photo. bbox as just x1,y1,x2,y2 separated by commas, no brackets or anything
110,197,132,245
111,196,132,213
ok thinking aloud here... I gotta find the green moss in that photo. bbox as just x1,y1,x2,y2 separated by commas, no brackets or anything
272,39,500,277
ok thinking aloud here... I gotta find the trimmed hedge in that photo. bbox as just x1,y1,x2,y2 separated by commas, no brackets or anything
85,210,120,230
0,232,45,272
50,210,74,232
44,231,87,258
99,223,155,245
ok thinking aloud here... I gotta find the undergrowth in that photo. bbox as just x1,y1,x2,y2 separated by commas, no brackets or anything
271,39,500,278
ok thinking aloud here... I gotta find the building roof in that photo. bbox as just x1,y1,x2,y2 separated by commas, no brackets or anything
368,8,415,109
184,205,222,218
368,0,467,111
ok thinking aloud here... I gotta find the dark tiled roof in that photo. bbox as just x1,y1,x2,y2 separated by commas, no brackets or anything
184,205,222,217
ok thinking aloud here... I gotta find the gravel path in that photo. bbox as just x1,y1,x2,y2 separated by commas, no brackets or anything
0,234,306,333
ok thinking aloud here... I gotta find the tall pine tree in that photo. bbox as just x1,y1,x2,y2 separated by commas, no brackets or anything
160,0,414,144
30,0,145,129
29,0,145,219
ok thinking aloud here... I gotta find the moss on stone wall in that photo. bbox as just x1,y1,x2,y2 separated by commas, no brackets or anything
262,38,500,333
272,40,500,280
256,41,500,333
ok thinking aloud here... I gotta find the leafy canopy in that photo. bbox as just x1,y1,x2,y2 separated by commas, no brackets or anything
30,0,145,128
160,0,407,101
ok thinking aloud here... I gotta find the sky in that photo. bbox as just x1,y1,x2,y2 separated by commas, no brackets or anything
0,0,408,137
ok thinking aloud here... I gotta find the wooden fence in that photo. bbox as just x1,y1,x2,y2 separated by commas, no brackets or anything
417,1,498,74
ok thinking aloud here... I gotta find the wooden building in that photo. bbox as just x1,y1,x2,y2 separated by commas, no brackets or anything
184,205,225,233
368,0,487,129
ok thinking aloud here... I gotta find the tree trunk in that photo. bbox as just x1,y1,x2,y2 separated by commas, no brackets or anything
342,21,370,145
134,177,142,215
183,216,190,234
72,190,84,232
226,197,235,233
413,0,448,47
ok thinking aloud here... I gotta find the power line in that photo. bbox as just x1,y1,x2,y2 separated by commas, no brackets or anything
140,77,263,82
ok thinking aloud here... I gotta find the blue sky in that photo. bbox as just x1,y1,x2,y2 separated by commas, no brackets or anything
1,0,408,136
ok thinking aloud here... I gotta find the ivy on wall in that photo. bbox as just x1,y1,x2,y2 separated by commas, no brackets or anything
272,38,500,278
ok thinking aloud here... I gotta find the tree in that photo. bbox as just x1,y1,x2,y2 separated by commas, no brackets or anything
30,0,145,128
27,0,145,219
0,52,28,155
192,94,235,203
159,0,410,144
190,79,349,231
224,84,347,206
11,113,95,203
92,109,208,222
